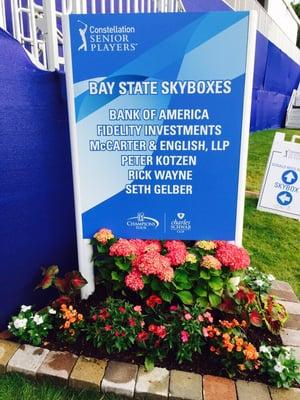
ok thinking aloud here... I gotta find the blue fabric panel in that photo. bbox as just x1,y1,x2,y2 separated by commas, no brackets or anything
184,0,229,11
253,32,268,90
0,29,77,328
250,89,258,131
255,90,289,130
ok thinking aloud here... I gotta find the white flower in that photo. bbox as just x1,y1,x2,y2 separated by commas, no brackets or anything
48,308,56,315
13,318,27,329
259,345,270,353
274,362,285,373
21,305,32,312
248,266,254,271
255,279,264,287
229,277,241,287
33,314,44,325
267,274,275,282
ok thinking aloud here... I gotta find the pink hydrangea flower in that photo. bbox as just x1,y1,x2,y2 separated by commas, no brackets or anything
109,239,137,257
164,241,187,266
125,270,144,291
133,251,171,276
201,255,222,270
215,242,250,271
93,228,114,244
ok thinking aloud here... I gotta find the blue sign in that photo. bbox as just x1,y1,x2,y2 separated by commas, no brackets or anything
282,170,298,185
64,12,255,241
277,191,293,206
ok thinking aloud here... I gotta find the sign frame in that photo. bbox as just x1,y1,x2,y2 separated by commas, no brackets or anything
257,132,300,219
63,11,257,297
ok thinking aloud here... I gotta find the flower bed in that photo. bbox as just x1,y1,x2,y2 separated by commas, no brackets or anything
7,230,300,389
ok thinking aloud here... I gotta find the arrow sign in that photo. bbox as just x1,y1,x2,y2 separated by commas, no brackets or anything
282,170,298,185
277,191,293,206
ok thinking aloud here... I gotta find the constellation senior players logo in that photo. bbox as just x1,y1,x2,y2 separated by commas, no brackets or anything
171,212,191,233
127,212,159,230
77,20,88,51
76,20,138,52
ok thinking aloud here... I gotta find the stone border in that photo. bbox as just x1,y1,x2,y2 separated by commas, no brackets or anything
0,279,299,400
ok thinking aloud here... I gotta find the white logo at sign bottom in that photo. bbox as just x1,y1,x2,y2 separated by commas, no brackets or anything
171,213,191,233
127,212,159,230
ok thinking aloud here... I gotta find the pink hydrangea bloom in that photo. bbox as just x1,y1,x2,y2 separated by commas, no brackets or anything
201,255,222,270
93,228,114,244
144,240,162,253
133,251,171,276
109,238,137,257
128,239,147,255
158,266,174,282
125,270,144,291
164,240,187,266
215,242,250,271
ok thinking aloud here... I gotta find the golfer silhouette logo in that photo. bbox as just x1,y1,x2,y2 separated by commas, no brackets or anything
78,20,88,51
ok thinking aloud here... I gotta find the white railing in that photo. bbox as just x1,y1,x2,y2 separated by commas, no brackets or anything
225,0,300,65
0,0,6,30
0,0,184,71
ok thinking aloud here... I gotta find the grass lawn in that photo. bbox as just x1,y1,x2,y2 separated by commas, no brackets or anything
0,372,119,400
244,128,300,298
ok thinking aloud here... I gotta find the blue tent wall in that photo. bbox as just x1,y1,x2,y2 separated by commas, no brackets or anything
0,29,77,328
184,0,300,131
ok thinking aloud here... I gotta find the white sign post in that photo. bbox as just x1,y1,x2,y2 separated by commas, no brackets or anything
257,132,300,219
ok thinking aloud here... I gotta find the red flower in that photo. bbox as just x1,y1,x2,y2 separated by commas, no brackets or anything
118,306,126,313
146,295,162,308
137,331,149,342
133,305,142,313
155,325,167,339
180,330,190,343
114,331,120,337
128,318,136,327
109,239,137,257
99,308,110,320
104,325,112,331
92,314,97,321
170,305,179,312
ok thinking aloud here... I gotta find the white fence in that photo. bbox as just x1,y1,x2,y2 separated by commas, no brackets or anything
0,0,300,70
225,0,300,65
0,0,184,70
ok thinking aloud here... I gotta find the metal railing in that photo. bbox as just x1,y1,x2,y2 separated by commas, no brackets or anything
0,0,184,71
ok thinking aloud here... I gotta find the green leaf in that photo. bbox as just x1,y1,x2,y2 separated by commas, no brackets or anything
111,271,121,281
208,293,221,307
200,270,211,280
174,270,189,284
145,357,155,372
161,290,174,303
208,277,224,291
97,244,107,254
151,279,162,291
196,297,209,308
142,275,151,284
115,258,131,271
194,286,207,297
176,291,194,305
